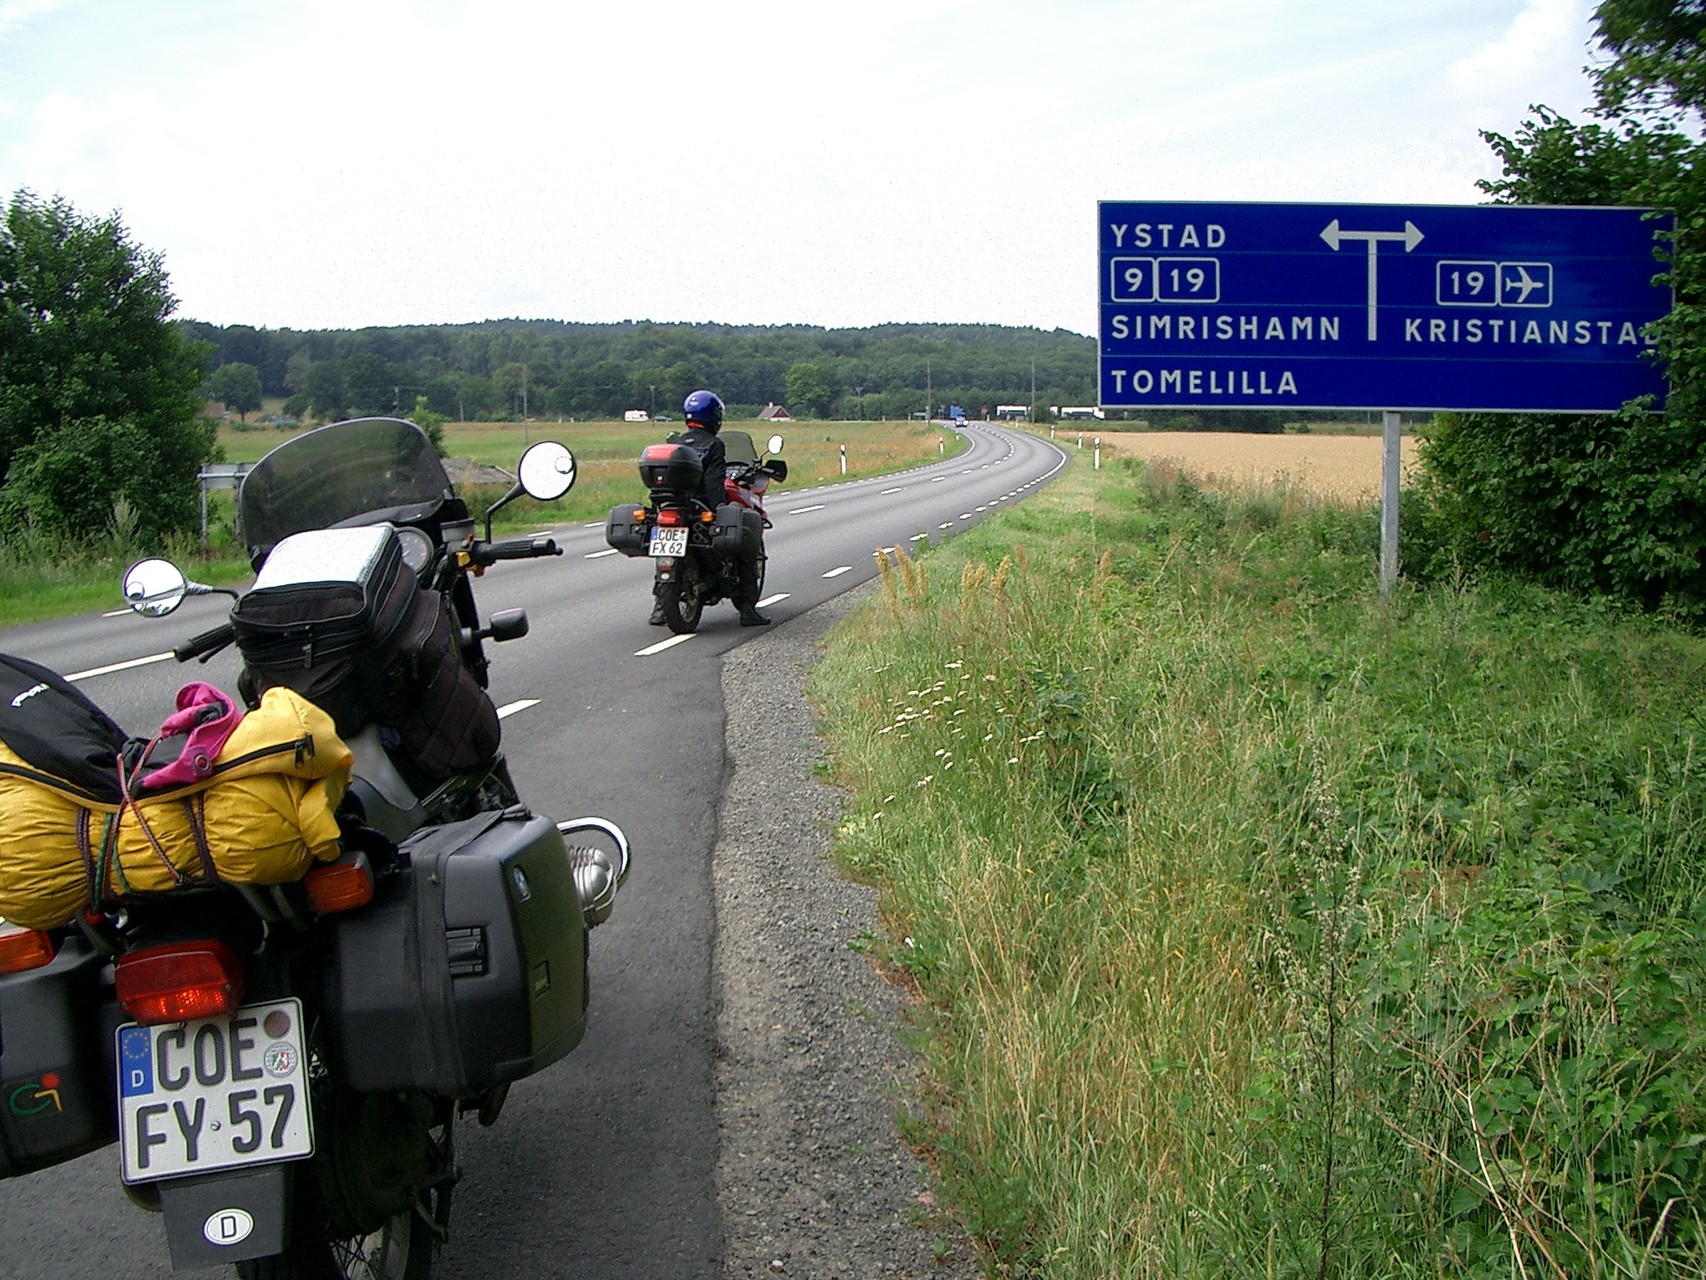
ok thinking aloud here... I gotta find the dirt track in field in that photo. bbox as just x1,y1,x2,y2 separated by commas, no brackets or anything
1087,430,1419,502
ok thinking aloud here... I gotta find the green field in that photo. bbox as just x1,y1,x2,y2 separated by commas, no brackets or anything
0,417,963,627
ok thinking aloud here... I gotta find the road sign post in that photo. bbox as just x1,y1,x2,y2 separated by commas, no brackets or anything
1097,200,1673,599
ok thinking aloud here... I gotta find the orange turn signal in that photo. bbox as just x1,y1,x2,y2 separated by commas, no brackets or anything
304,853,375,914
698,509,715,524
0,923,55,974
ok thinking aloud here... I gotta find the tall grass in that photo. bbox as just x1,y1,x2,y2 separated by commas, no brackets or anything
810,455,1706,1277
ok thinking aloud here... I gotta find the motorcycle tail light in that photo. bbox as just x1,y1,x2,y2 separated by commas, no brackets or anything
657,508,686,527
304,853,375,914
0,922,55,973
115,939,245,1025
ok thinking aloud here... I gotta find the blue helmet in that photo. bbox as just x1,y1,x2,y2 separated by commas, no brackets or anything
682,389,724,432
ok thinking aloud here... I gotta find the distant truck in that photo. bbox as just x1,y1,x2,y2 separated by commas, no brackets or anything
623,410,648,423
1058,406,1105,421
948,404,967,423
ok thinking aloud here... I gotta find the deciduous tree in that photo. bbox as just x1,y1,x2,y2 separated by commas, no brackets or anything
0,190,214,542
1411,3,1706,616
205,361,263,421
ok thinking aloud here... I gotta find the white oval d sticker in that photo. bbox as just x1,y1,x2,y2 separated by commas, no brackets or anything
204,1208,255,1247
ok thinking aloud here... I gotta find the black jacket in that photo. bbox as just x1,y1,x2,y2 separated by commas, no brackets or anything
677,426,726,509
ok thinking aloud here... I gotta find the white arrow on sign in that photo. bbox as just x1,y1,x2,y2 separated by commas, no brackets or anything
1321,218,1425,341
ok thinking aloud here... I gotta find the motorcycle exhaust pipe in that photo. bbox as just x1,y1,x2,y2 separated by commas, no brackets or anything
557,817,631,927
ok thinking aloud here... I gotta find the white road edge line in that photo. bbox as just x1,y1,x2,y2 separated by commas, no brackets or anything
585,548,620,558
496,699,540,719
66,652,176,682
823,566,852,578
637,633,697,656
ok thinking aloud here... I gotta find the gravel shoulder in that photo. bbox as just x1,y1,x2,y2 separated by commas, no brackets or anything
715,584,982,1280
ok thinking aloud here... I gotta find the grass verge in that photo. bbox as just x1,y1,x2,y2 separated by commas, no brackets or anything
808,453,1706,1277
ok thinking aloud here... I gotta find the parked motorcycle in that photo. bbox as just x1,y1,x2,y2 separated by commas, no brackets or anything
0,416,630,1278
604,430,787,633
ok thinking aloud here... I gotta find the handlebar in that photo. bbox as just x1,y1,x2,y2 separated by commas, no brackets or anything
174,622,237,663
469,536,562,568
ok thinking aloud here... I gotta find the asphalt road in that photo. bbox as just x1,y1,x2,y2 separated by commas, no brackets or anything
0,422,1068,1280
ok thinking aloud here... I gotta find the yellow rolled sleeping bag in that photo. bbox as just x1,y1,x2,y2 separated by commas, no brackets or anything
0,686,353,930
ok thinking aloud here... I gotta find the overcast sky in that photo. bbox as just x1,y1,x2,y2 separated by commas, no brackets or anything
0,0,1606,337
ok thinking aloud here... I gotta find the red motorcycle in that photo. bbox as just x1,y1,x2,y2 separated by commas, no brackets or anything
604,430,786,634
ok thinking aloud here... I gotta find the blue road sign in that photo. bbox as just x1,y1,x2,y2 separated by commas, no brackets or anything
1098,201,1673,413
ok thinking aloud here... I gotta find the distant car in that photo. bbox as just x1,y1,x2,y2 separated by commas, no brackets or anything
653,413,673,422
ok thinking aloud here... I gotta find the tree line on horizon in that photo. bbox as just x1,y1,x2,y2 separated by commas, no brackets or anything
178,316,1107,426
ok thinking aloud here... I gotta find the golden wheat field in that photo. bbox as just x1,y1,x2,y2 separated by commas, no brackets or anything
1085,430,1418,503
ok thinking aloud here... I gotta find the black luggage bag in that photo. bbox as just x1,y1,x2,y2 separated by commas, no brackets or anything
323,809,589,1098
232,524,500,777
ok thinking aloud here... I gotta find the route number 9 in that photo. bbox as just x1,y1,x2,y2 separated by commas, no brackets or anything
1110,256,1155,302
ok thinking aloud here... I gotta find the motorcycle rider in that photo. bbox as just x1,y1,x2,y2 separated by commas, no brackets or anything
649,389,770,627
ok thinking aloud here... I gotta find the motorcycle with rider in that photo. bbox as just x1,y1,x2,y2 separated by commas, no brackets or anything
605,389,787,634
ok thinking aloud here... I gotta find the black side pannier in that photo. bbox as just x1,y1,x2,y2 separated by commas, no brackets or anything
233,524,500,778
604,503,649,557
710,503,762,559
323,810,588,1097
0,938,115,1178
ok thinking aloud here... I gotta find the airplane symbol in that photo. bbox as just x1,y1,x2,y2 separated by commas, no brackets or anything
1500,262,1552,307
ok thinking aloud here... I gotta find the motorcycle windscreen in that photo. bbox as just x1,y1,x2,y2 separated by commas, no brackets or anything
238,417,455,558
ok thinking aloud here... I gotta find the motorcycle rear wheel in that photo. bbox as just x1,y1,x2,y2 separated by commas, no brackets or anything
659,561,704,634
235,1174,444,1280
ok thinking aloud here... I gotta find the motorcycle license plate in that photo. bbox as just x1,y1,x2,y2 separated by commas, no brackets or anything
649,528,689,557
116,999,313,1183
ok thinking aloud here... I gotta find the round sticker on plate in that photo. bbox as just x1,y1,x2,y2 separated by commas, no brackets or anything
264,1043,298,1077
263,1008,292,1038
204,1207,255,1247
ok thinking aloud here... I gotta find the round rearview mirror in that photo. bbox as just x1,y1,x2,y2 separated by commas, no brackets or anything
766,434,784,455
518,441,576,501
123,558,189,617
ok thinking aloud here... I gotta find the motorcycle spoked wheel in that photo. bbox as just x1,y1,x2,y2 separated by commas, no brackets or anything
237,1081,453,1280
659,558,706,634
236,1185,443,1280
